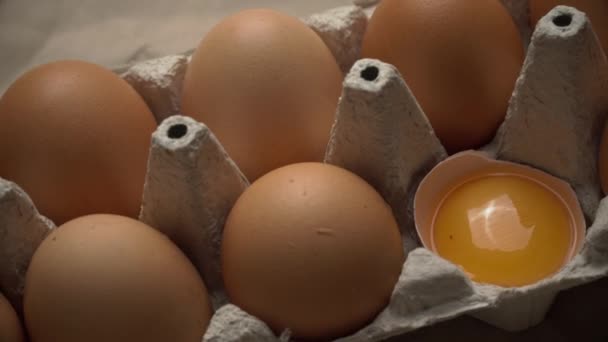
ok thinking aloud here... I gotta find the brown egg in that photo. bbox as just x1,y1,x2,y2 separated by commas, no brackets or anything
221,163,405,340
24,214,212,342
0,60,156,224
361,0,524,153
181,9,343,181
0,292,24,342
530,0,608,54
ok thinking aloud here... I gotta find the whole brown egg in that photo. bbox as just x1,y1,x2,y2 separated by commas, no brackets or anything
181,9,343,181
221,163,405,340
530,0,608,54
24,214,212,342
0,60,157,224
361,0,524,153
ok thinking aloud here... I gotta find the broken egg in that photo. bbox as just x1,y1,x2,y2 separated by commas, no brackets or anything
414,151,585,287
530,0,608,54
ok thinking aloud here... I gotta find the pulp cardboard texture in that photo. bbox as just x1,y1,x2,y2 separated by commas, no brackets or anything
139,115,249,309
1,1,608,341
0,179,54,318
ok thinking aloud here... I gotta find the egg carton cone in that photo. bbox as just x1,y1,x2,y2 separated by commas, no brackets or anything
2,1,608,342
139,115,249,309
0,179,54,318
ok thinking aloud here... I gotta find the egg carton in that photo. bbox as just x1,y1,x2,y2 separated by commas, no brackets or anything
2,1,608,341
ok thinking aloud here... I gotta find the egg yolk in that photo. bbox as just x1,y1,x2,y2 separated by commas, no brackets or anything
432,174,574,287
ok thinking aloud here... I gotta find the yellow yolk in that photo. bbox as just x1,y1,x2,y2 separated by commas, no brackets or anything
432,174,574,287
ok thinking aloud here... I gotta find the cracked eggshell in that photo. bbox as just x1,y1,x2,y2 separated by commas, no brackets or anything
414,151,586,287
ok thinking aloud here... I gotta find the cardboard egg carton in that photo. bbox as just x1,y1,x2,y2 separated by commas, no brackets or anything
2,1,608,341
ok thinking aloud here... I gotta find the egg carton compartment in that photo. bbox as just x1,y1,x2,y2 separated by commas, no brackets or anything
2,1,608,341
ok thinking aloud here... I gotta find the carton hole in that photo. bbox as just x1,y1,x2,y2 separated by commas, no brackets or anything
167,124,188,139
553,14,572,27
360,66,379,81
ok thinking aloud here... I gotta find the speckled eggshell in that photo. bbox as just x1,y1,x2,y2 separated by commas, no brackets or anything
221,162,405,340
